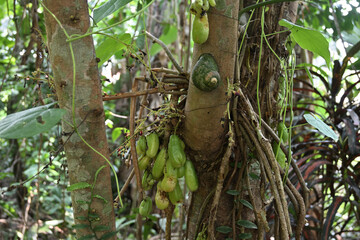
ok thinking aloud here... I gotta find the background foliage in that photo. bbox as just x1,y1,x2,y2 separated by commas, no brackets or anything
0,0,360,239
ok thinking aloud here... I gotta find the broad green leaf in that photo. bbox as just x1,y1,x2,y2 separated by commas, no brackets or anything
215,225,232,234
236,220,258,229
303,114,338,141
93,0,132,23
75,216,88,221
96,33,131,67
72,224,90,229
279,19,330,67
238,233,252,239
226,189,241,196
239,199,253,210
100,231,118,240
67,182,92,191
78,235,96,240
0,103,65,139
149,26,178,56
93,225,110,232
112,127,123,142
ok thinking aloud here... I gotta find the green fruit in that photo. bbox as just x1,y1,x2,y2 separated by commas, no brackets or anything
136,136,147,157
191,53,221,92
165,159,178,178
169,181,184,205
177,165,185,178
138,155,151,171
142,170,154,190
168,135,186,168
139,196,152,217
202,0,209,11
190,2,202,16
192,13,209,44
185,160,199,192
209,0,216,7
180,138,185,150
155,190,169,210
277,122,289,143
146,132,159,158
161,174,177,192
152,148,167,179
156,181,163,192
142,170,150,190
272,142,286,169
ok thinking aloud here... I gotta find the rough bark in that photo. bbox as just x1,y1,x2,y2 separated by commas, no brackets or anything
184,1,239,239
43,0,116,239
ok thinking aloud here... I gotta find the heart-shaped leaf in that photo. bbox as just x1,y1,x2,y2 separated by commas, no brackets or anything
279,19,330,67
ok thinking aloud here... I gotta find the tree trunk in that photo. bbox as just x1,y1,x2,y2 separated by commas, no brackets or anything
184,0,300,239
43,0,116,239
184,1,239,239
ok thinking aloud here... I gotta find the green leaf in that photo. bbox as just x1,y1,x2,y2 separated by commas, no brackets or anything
112,127,123,142
215,225,232,234
238,233,252,239
226,190,241,196
239,199,253,210
72,224,90,229
93,194,108,203
75,216,88,221
88,212,100,219
67,182,92,191
76,200,91,205
303,114,338,141
78,235,96,240
100,231,118,240
93,0,132,23
93,225,110,232
279,19,330,67
249,172,260,180
0,103,66,139
236,220,258,229
95,33,131,67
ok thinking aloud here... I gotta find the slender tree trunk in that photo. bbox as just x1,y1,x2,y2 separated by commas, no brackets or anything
43,0,116,239
184,0,301,239
184,1,239,239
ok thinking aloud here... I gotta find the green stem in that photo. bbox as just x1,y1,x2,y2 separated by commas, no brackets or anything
256,6,265,127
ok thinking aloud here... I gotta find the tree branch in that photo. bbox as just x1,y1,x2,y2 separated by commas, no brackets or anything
145,31,185,75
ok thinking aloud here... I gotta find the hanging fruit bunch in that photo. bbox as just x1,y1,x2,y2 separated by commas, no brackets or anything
190,0,216,44
136,131,199,217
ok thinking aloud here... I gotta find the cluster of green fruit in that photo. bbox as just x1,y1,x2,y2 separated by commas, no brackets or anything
190,0,216,44
136,132,199,217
